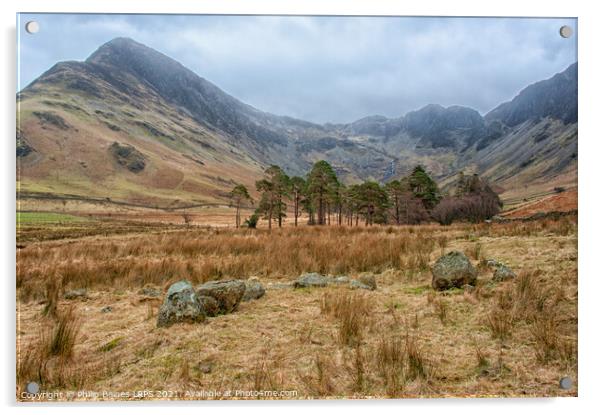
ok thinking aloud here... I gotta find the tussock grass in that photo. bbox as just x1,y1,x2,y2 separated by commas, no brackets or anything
44,307,80,358
321,291,372,347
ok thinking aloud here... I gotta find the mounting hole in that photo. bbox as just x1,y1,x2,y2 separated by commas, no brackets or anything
25,21,39,34
559,25,573,38
559,376,573,389
26,381,40,394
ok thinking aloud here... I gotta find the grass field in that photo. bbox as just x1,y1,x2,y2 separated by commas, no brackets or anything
17,211,89,225
16,216,577,400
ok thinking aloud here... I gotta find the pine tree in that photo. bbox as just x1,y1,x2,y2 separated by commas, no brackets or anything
256,165,290,229
357,181,389,225
408,165,441,210
290,176,306,227
229,184,252,228
306,161,339,225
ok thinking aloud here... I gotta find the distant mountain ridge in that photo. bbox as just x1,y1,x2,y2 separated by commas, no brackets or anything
17,38,577,206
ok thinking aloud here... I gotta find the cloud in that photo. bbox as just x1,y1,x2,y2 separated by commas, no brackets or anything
18,14,577,123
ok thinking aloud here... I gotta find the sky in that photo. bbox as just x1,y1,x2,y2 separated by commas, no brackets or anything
17,14,577,124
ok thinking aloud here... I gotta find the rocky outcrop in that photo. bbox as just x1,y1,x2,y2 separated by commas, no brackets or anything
110,142,146,173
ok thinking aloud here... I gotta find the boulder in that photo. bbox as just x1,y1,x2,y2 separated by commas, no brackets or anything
431,251,477,291
197,360,214,374
333,276,350,285
293,273,332,288
198,295,220,317
242,277,266,301
157,280,205,327
487,259,517,281
197,280,246,314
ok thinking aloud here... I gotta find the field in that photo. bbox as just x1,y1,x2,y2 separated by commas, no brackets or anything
16,215,577,400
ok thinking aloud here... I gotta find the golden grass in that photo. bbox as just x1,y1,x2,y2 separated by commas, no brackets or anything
16,217,577,400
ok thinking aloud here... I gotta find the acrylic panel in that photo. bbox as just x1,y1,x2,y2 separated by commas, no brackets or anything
16,13,577,401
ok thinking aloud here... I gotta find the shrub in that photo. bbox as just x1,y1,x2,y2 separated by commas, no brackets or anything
243,213,259,229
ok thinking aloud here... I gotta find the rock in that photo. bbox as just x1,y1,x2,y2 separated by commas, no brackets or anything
358,274,377,290
431,251,477,291
242,277,266,302
100,306,113,313
293,273,332,288
350,280,373,290
333,276,350,285
138,286,161,297
157,280,205,327
486,260,517,282
64,289,88,300
197,360,214,374
197,280,246,314
197,295,220,317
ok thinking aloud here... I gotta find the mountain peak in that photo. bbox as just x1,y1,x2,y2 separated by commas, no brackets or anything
485,62,577,126
86,37,179,69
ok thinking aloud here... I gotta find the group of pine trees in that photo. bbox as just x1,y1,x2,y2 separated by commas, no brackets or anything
230,161,501,228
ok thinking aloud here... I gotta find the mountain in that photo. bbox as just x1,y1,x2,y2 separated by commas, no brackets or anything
485,63,577,127
17,38,577,207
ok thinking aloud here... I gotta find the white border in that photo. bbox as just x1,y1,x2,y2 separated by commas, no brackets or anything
2,1,601,414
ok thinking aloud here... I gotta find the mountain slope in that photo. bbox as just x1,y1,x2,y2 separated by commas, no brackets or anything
17,38,577,207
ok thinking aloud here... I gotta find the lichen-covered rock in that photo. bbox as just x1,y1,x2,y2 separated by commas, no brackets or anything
486,259,517,282
197,280,246,314
431,251,477,291
157,280,205,327
242,277,266,302
333,276,350,285
293,273,332,288
197,295,220,317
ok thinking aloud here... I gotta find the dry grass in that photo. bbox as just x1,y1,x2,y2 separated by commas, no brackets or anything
321,291,372,347
16,217,577,400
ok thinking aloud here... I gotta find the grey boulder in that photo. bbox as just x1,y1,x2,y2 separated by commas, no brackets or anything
242,277,266,302
157,280,205,327
332,276,350,285
198,295,220,317
293,273,332,288
487,259,517,282
197,279,246,314
431,251,477,291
